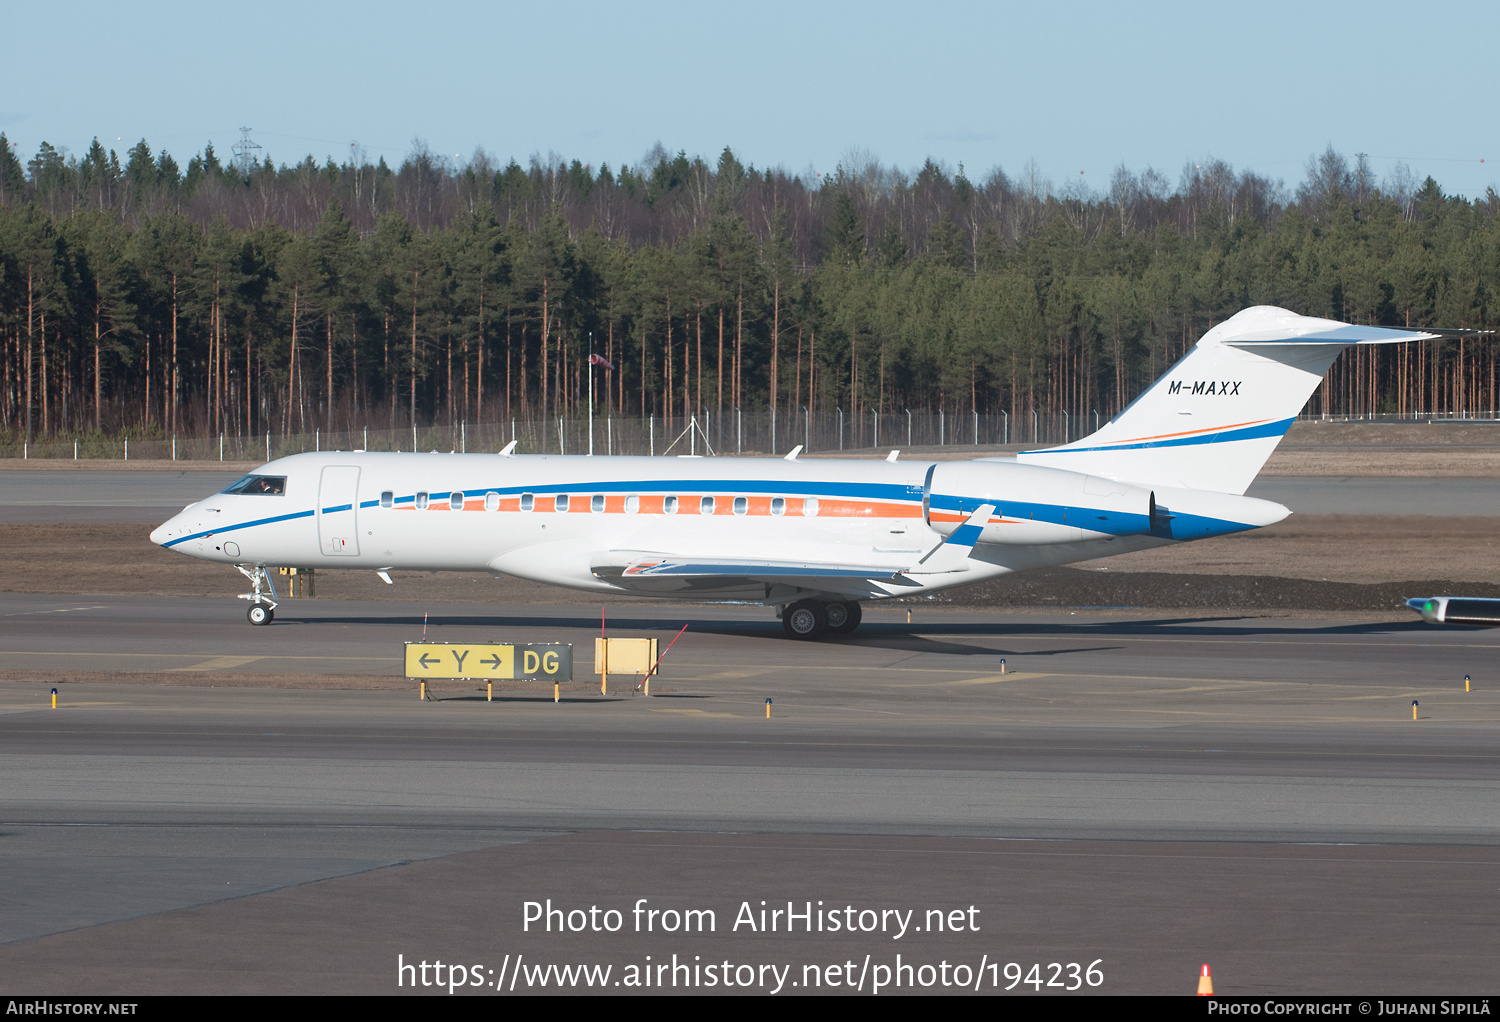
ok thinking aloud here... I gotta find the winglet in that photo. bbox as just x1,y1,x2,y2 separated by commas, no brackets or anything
784,445,803,461
498,440,518,457
917,503,994,566
886,449,900,462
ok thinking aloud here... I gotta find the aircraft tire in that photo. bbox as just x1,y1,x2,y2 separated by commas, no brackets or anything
782,600,828,640
826,601,863,634
248,604,273,626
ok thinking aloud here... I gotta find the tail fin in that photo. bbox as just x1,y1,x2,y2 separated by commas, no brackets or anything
1017,306,1447,494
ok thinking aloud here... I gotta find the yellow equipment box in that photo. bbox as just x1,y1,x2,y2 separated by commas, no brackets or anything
594,636,659,695
594,637,658,676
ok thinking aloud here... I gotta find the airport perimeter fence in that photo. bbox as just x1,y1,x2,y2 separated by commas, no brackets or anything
9,406,1496,462
1296,411,1500,423
2,409,1083,462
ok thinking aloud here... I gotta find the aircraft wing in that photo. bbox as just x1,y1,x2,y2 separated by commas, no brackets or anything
591,505,999,599
591,551,914,598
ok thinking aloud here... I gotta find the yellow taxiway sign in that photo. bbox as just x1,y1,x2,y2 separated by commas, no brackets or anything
403,642,572,680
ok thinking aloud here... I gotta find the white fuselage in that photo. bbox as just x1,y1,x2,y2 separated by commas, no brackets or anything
151,451,1288,606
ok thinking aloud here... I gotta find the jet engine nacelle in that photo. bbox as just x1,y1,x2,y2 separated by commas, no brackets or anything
925,461,1156,545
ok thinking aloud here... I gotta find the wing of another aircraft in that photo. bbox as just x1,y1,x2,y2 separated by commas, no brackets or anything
1407,596,1500,626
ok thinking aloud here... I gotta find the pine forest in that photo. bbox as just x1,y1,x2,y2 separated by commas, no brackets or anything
2,135,1498,457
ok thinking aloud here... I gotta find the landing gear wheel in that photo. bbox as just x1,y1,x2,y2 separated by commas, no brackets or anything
236,565,279,625
825,601,863,634
782,599,828,640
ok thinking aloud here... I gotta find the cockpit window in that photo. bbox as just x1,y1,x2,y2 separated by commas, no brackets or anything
221,474,286,496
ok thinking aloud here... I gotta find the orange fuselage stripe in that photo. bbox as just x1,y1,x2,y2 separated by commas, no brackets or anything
397,495,923,519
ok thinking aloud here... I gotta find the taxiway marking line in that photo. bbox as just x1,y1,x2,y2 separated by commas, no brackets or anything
947,673,1049,686
648,708,740,718
555,831,1500,865
170,656,266,672
0,605,110,617
886,671,1305,689
0,702,129,709
937,675,1321,694
6,728,1500,764
0,651,391,663
899,633,1500,651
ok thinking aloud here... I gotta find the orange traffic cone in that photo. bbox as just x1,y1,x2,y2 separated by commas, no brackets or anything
1197,964,1214,996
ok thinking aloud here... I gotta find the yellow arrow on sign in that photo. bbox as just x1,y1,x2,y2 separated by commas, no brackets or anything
404,643,514,679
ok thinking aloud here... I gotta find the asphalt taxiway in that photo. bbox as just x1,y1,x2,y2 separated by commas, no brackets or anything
0,469,245,523
1,594,1497,993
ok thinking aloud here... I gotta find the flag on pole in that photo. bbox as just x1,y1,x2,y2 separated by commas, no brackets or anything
589,353,615,370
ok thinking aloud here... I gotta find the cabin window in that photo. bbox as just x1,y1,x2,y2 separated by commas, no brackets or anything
484,491,499,512
556,494,570,513
733,496,748,515
450,491,465,511
771,496,785,516
803,497,819,517
415,492,429,510
700,496,715,515
591,494,605,513
625,495,639,514
663,495,678,514
220,474,286,496
520,493,534,512
380,491,393,509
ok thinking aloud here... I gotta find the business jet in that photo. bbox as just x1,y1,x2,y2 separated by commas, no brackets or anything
151,306,1461,638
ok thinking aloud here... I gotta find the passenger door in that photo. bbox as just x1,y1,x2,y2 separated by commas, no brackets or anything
317,466,361,556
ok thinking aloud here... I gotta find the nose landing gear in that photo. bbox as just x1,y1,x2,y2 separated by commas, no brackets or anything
235,564,279,626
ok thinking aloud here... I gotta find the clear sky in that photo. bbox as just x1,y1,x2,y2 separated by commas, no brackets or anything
6,0,1497,199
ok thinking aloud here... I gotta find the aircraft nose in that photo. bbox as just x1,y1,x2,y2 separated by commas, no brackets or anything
150,517,177,547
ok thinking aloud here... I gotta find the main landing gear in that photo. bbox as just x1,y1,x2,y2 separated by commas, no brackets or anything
236,564,279,626
781,599,863,640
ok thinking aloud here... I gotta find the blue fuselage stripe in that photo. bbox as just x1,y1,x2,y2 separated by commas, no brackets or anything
162,477,1254,549
929,494,1155,536
161,508,316,548
929,494,1254,539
